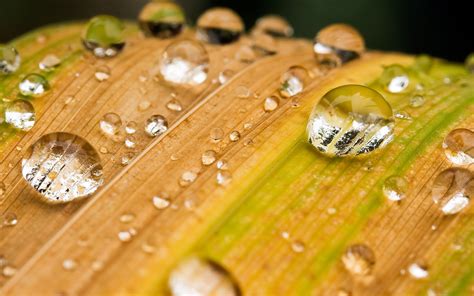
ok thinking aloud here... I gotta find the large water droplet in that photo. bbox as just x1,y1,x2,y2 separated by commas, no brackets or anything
21,132,104,203
168,257,240,296
196,7,244,45
379,65,410,93
279,66,309,98
307,85,394,157
5,100,36,131
99,112,122,136
252,15,293,38
442,128,474,166
432,168,472,215
139,0,186,38
19,73,49,97
145,114,168,137
341,244,375,276
160,39,209,85
82,15,125,58
0,44,21,75
383,175,408,201
313,24,365,66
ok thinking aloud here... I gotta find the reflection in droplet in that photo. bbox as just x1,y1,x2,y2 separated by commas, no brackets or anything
139,0,186,38
196,7,244,45
279,66,308,98
19,73,49,97
82,15,125,58
145,115,168,137
229,131,241,142
442,128,474,166
380,65,410,93
432,168,472,215
5,100,36,131
341,244,375,276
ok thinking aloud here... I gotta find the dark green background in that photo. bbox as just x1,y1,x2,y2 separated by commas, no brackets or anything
0,0,471,61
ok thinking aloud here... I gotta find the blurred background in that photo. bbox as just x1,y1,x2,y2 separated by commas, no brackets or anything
0,0,472,62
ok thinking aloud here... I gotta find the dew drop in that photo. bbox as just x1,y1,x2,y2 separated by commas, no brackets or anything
180,170,198,186
216,160,229,170
94,65,111,82
251,32,277,56
39,54,61,72
168,257,240,296
264,96,279,112
99,112,122,136
82,15,125,58
2,212,18,226
91,260,104,271
125,121,138,135
0,44,21,75
118,230,133,242
218,69,235,85
62,259,77,271
408,262,429,279
19,73,49,97
196,8,244,45
409,95,425,108
291,240,306,253
138,100,151,111
216,170,232,186
21,132,104,203
253,15,293,38
341,244,375,276
152,195,170,209
121,152,135,166
124,136,136,149
201,150,217,166
394,110,412,121
119,213,135,223
279,66,308,98
307,84,394,157
160,39,209,85
383,175,408,201
379,65,410,93
139,0,186,38
235,85,251,98
442,128,474,166
210,127,224,142
145,114,168,137
5,100,36,131
141,242,156,254
431,168,472,215
229,131,241,142
2,265,17,277
313,24,365,66
166,99,183,112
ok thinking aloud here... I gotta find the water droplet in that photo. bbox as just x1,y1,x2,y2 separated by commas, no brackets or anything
168,257,240,296
118,230,132,242
196,8,244,45
2,212,18,226
442,128,474,166
180,170,198,186
99,146,108,154
166,99,183,112
465,53,474,73
119,213,135,223
5,100,36,131
62,259,77,271
229,131,241,142
99,112,122,136
82,15,125,58
121,152,135,166
91,260,104,271
313,24,365,66
2,265,17,277
39,54,61,72
125,121,137,134
307,85,394,157
408,262,429,279
279,66,308,98
251,32,277,56
95,65,111,82
253,15,293,38
124,136,136,149
21,132,104,203
138,100,151,111
153,195,170,209
139,0,186,38
218,69,236,86
216,171,232,186
210,128,224,142
145,115,168,137
264,96,279,112
432,168,472,215
394,110,412,121
409,94,425,108
160,39,209,85
341,244,375,276
380,65,410,93
141,242,156,254
235,85,251,98
202,150,217,166
0,44,21,74
291,240,306,253
383,175,408,201
235,45,257,63
19,73,49,97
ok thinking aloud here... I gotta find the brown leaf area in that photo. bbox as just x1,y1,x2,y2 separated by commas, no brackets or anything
1,24,473,296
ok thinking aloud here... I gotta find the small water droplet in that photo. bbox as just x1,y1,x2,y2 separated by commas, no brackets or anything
22,133,104,203
125,121,137,135
121,152,135,166
341,244,375,276
216,160,229,170
313,24,365,66
62,259,77,271
465,53,474,73
82,15,125,58
119,213,135,223
235,85,251,98
94,65,111,82
253,15,293,38
99,146,108,154
141,242,156,254
410,95,425,108
383,175,408,201
180,170,198,186
39,54,61,72
2,212,18,226
166,99,183,112
168,257,240,296
145,115,168,137
229,131,241,142
139,1,186,38
432,168,472,215
291,240,305,253
196,8,244,45
5,99,36,131
380,65,410,93
118,230,133,242
216,170,232,186
91,260,104,271
442,128,474,166
394,110,412,121
138,100,151,111
2,265,17,277
408,262,429,279
307,85,394,157
202,150,217,166
279,66,308,98
210,127,224,142
264,96,279,112
327,207,337,215
19,73,49,97
99,112,122,136
124,136,136,149
160,39,209,85
153,195,170,209
0,44,21,74
218,69,235,85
